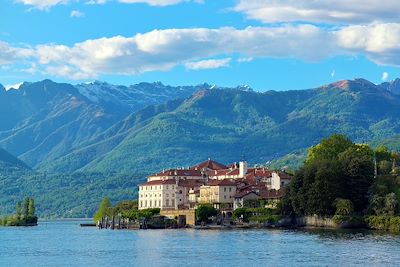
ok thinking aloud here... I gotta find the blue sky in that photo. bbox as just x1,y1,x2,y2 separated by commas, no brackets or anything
1,0,400,91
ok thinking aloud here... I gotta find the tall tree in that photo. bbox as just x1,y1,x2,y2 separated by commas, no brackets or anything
16,201,22,220
23,197,29,219
93,197,111,222
28,198,35,217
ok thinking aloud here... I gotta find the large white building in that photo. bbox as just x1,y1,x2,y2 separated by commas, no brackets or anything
138,159,292,211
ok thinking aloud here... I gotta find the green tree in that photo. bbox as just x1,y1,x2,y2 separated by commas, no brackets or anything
306,134,353,163
16,201,22,220
334,199,354,215
196,204,218,223
282,134,374,216
28,198,35,217
23,197,29,219
93,196,111,222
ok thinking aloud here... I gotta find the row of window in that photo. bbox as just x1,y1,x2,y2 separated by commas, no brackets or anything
140,193,175,198
140,199,175,208
141,185,176,190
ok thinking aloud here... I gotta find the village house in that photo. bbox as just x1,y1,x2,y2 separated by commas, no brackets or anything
138,158,292,212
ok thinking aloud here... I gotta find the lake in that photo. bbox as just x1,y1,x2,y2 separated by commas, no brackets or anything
0,221,399,266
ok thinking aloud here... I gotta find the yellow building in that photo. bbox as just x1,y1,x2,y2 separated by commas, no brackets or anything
199,179,237,209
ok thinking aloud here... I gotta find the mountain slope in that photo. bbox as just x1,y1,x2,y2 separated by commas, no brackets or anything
42,78,400,174
0,80,203,168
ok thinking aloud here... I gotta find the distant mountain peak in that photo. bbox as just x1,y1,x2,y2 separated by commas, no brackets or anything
320,78,378,92
380,78,400,95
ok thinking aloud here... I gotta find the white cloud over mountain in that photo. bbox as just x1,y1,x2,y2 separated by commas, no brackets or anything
2,23,400,79
234,0,400,24
185,58,231,70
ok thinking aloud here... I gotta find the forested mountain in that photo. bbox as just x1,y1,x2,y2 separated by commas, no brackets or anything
41,78,400,174
0,80,202,168
1,78,400,217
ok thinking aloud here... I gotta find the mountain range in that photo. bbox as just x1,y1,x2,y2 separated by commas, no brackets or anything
1,78,400,217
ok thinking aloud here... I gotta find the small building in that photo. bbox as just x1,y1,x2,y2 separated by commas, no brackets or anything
199,179,237,210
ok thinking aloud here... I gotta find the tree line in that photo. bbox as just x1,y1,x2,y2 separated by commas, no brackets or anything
279,134,400,222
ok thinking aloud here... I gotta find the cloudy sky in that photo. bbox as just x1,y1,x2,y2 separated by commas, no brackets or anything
1,0,400,90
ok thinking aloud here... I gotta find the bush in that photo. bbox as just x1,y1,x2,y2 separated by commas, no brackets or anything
365,216,400,232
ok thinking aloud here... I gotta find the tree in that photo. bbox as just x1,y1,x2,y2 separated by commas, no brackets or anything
28,198,35,217
196,204,218,223
281,134,374,217
334,199,354,216
306,134,353,163
23,197,29,219
93,196,111,222
16,201,22,220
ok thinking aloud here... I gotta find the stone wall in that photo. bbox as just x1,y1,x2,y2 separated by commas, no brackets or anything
160,209,196,226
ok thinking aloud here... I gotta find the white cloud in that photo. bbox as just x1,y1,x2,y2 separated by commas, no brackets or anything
0,41,33,65
30,25,333,79
70,10,85,17
2,23,400,79
237,57,253,63
15,0,69,10
234,0,400,24
15,0,199,9
185,58,231,70
335,23,400,66
382,72,389,81
118,0,184,6
331,70,336,78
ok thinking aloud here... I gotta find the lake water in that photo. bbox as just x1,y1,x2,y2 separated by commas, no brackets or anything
0,221,399,266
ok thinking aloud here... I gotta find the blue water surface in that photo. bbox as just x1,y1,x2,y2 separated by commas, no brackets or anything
0,221,399,267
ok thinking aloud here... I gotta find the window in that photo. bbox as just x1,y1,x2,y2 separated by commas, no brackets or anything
224,195,227,199
145,200,147,206
159,200,161,207
172,185,175,189
172,194,175,197
166,193,169,197
229,188,232,192
166,199,169,206
140,201,143,207
166,185,169,189
224,187,227,192
150,186,152,190
150,200,152,207
171,199,175,207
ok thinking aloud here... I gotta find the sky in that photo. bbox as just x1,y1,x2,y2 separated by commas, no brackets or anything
1,0,400,91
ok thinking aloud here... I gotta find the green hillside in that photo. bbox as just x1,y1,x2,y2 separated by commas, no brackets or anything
43,79,400,174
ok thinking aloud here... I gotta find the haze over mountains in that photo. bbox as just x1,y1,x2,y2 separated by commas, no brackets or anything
1,78,400,217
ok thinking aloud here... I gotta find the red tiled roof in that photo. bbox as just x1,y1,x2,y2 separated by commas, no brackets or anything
178,179,204,188
150,169,202,177
191,159,227,170
278,172,292,180
207,169,231,176
140,179,177,186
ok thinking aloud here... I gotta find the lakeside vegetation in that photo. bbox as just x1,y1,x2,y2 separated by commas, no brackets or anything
280,134,400,232
0,197,38,226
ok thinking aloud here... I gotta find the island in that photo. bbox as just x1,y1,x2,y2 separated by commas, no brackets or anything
93,134,400,232
0,197,38,226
